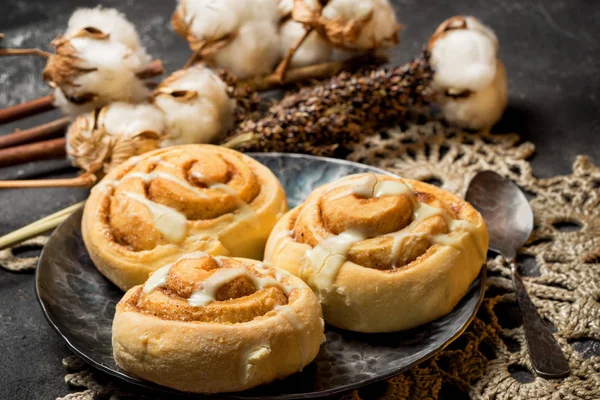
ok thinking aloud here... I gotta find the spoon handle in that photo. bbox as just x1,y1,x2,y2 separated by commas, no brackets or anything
510,262,570,379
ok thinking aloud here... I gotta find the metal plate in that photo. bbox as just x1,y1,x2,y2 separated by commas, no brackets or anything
36,153,485,399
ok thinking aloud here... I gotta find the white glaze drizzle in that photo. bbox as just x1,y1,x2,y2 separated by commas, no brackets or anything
326,173,416,204
123,192,188,243
95,156,259,241
302,177,484,288
302,230,366,290
142,251,209,294
143,263,174,294
126,171,208,198
187,266,301,306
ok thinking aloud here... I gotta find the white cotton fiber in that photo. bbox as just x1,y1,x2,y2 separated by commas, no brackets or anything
279,20,332,67
321,0,399,49
431,28,497,91
213,20,281,78
177,0,281,78
430,17,507,130
101,102,166,138
52,7,155,115
153,65,236,146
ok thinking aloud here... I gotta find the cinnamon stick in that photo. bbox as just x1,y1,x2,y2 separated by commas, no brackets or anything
0,95,55,124
0,137,66,168
0,117,69,149
0,173,96,188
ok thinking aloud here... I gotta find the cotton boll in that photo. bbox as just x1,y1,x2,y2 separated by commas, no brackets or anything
320,0,400,49
66,102,166,174
430,16,498,92
430,29,497,92
240,0,280,24
280,20,332,67
43,7,158,115
212,21,281,78
153,65,236,146
177,0,242,43
65,7,142,51
173,0,281,77
277,0,294,18
438,60,507,130
101,102,166,138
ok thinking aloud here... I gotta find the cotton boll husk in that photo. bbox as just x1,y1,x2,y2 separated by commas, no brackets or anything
321,0,400,49
439,60,507,130
212,21,281,78
153,65,236,146
280,20,332,67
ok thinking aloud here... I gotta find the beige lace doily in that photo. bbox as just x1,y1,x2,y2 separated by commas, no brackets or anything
2,122,598,400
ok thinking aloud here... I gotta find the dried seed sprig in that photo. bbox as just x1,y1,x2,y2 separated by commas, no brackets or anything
224,49,433,156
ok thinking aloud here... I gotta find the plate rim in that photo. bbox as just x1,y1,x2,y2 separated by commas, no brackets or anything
35,153,486,399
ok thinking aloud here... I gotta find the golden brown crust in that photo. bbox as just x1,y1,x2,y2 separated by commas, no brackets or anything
112,255,324,393
83,145,288,290
265,173,488,332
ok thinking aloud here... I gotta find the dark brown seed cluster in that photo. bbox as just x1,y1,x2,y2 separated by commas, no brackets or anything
216,70,262,125
225,49,433,156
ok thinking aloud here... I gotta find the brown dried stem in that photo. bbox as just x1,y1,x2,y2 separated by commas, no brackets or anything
240,53,387,92
273,26,313,82
0,95,56,124
0,172,96,189
0,48,52,58
0,117,69,149
0,138,66,168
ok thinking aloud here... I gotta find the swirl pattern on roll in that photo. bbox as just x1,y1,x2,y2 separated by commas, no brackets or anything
112,253,324,393
83,145,288,291
265,173,488,332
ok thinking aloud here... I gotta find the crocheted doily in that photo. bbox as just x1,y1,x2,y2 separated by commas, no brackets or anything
2,122,598,400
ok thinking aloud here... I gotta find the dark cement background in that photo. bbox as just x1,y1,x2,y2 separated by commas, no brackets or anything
0,0,598,398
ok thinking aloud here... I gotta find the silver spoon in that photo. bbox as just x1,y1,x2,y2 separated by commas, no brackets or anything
466,170,570,379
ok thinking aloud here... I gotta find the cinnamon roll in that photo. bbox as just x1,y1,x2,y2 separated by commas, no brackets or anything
265,173,488,332
82,145,287,291
112,253,324,393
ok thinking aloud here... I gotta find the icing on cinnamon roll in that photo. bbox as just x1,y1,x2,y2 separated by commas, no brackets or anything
265,173,488,332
